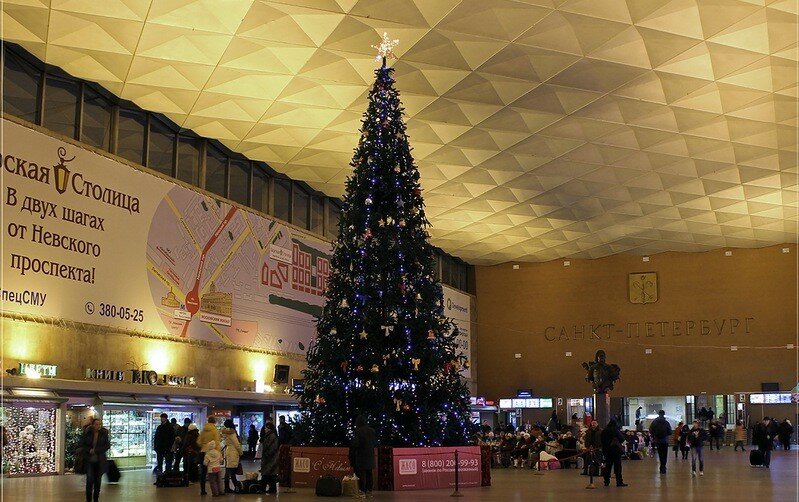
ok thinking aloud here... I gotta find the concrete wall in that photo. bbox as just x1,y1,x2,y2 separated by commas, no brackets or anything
1,317,305,393
475,245,797,400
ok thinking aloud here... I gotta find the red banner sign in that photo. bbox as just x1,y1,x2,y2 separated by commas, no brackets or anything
392,447,482,491
289,447,352,487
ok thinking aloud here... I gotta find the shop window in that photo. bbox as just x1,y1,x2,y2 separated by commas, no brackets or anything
148,118,176,177
81,87,112,151
2,48,41,124
229,158,250,206
252,166,270,214
273,179,291,222
293,186,309,229
1,403,57,475
205,145,227,198
105,409,147,467
43,76,79,138
326,201,340,238
116,109,146,165
310,196,324,235
177,136,201,186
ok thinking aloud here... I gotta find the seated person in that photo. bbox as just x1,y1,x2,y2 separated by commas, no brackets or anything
553,432,580,468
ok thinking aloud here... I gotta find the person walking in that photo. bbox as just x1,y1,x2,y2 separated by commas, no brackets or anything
581,420,602,476
709,419,723,450
82,418,110,502
679,423,690,459
649,410,672,474
246,424,258,460
672,421,683,459
778,419,793,451
221,419,243,493
278,415,293,446
733,420,747,452
202,441,223,497
351,415,378,498
260,421,279,494
197,416,221,495
173,418,190,470
182,423,200,483
686,420,707,477
153,413,175,476
600,419,627,487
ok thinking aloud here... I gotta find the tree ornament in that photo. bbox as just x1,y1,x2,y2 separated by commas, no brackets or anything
382,325,393,336
427,330,435,340
341,361,349,372
371,32,399,62
378,219,385,227
394,165,401,173
399,219,406,227
364,229,372,239
394,398,403,411
386,216,394,225
370,364,380,373
413,188,421,197
356,365,364,372
331,328,337,335
365,197,373,205
416,293,422,300
359,329,368,340
411,358,421,371
340,299,349,308
402,404,411,412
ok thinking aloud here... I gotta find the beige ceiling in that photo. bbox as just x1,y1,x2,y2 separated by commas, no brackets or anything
3,0,798,264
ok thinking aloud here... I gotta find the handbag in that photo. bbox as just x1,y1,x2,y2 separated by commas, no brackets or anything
236,462,244,475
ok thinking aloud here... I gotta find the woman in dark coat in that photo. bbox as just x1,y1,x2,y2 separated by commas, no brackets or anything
82,418,110,502
260,422,279,493
351,415,377,496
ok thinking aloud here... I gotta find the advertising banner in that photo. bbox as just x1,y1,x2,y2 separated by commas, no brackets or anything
288,447,377,488
1,119,330,355
442,285,472,379
392,446,481,490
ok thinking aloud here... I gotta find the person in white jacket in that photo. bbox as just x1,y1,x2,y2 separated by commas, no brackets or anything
202,441,223,496
221,420,243,493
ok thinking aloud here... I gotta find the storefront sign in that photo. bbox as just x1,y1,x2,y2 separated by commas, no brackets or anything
542,317,756,342
1,119,331,356
392,447,481,491
85,368,125,381
131,370,195,387
18,362,57,378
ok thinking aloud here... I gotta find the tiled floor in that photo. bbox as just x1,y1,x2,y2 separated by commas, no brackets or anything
2,449,796,501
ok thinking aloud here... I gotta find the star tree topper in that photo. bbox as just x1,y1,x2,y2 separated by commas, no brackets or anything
372,32,399,65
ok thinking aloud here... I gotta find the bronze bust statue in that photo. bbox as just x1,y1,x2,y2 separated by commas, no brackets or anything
581,350,621,394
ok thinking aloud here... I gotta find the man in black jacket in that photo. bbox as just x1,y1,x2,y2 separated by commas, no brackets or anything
600,419,627,487
753,417,776,467
581,420,602,476
278,415,293,446
649,410,672,474
153,413,175,476
351,415,377,497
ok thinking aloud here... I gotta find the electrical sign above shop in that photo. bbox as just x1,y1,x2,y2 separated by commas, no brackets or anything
85,368,196,387
18,362,57,378
498,397,554,409
749,393,792,404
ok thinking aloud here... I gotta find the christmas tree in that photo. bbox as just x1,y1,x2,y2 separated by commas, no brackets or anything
296,34,473,447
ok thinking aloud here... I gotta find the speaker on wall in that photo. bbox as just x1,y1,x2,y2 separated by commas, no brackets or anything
761,382,779,392
274,364,290,384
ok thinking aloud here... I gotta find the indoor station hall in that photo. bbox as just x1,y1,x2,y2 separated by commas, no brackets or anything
0,0,796,501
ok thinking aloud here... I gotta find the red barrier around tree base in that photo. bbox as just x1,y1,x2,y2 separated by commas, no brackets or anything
279,445,491,491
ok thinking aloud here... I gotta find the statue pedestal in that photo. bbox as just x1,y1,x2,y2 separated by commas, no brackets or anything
594,392,611,427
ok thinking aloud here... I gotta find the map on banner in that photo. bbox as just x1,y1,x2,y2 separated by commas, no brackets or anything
1,118,330,354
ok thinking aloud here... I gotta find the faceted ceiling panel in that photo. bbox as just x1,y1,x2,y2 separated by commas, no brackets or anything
3,0,797,264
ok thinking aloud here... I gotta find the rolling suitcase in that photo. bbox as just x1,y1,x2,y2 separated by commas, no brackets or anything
106,460,121,483
749,449,764,467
